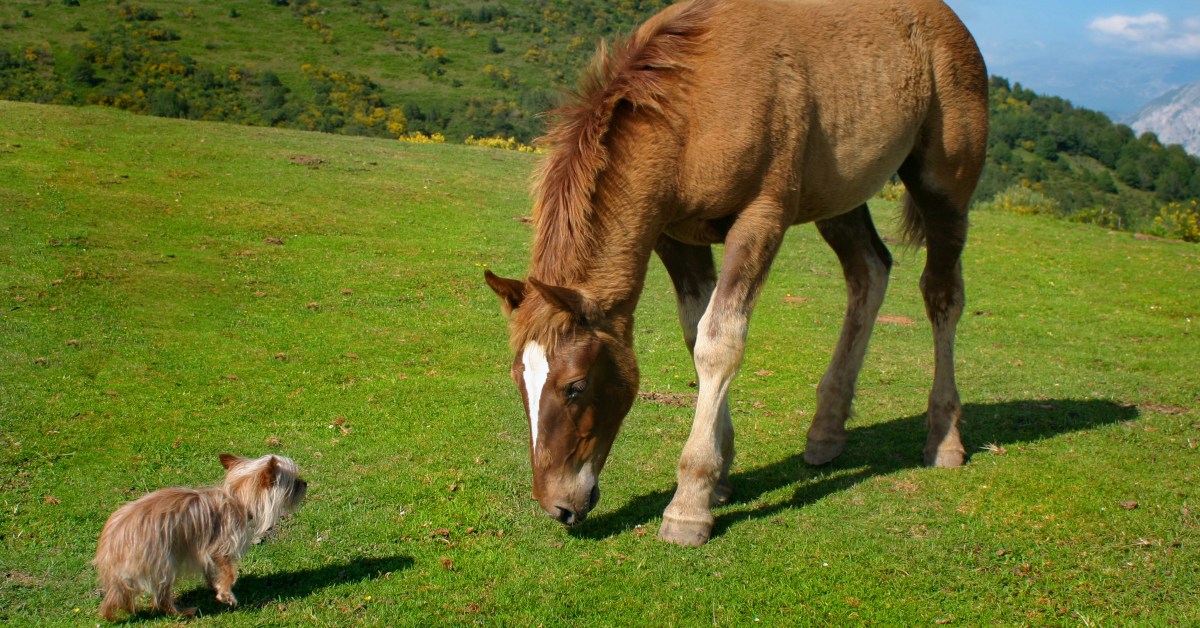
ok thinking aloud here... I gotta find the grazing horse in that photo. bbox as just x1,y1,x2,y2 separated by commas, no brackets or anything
485,0,988,547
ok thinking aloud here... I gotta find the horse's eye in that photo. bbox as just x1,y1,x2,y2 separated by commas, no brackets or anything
565,379,587,401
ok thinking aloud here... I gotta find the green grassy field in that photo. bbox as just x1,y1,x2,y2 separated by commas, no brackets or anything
2,100,1198,625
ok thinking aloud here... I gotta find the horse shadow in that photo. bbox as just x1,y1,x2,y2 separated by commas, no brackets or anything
570,399,1138,541
147,555,414,620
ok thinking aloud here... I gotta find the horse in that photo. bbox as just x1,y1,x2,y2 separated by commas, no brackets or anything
485,0,988,547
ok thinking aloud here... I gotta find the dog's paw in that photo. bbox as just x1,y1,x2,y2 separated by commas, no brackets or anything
216,590,238,607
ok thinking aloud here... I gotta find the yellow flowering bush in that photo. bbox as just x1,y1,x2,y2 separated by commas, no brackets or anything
398,131,446,144
875,181,905,202
464,135,539,153
1153,200,1200,243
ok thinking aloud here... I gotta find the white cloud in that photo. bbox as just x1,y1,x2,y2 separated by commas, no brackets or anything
1090,13,1169,41
1089,13,1200,55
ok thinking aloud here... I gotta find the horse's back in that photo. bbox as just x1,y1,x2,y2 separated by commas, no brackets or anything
667,0,986,228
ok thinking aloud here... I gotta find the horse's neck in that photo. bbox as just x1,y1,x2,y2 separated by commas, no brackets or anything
536,195,662,317
533,114,678,316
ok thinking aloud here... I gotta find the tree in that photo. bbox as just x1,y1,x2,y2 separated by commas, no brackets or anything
69,58,97,87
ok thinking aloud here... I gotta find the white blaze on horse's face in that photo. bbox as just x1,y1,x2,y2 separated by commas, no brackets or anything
521,342,549,452
485,270,640,527
508,330,637,527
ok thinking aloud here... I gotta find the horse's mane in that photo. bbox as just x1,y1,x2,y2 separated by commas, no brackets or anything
529,0,715,286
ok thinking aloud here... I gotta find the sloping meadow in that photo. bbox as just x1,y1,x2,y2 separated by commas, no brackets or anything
1,101,1197,624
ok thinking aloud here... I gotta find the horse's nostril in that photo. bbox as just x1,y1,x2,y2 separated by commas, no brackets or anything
588,485,600,511
555,506,576,525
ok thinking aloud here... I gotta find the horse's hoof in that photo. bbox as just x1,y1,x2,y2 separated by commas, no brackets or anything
803,437,845,465
658,515,713,547
712,480,733,505
925,448,965,468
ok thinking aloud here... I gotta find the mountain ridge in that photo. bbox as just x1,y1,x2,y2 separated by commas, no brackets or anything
1127,81,1200,157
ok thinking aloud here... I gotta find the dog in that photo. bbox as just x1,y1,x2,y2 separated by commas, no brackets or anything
93,454,306,620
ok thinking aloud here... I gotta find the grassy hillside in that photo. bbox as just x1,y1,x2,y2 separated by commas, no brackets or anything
0,0,669,140
2,101,1198,625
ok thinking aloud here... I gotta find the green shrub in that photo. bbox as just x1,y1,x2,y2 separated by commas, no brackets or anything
1070,206,1126,231
980,184,1061,216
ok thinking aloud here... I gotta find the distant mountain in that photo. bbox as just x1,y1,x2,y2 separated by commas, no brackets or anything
1127,82,1200,157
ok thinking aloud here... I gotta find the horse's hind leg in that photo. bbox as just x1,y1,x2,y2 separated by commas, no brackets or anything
805,204,892,465
654,236,733,503
898,35,987,466
899,157,977,468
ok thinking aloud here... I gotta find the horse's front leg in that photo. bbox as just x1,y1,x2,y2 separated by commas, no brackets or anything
654,237,733,504
658,213,785,547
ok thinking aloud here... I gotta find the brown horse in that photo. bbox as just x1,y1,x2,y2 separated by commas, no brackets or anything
485,0,987,547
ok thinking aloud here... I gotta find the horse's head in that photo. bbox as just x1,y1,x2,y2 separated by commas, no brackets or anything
485,270,638,525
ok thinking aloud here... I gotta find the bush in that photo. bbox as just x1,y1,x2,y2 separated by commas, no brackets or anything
464,135,539,152
116,3,161,22
979,184,1061,216
1070,206,1127,231
148,89,187,117
1152,201,1200,243
875,180,904,202
398,131,446,144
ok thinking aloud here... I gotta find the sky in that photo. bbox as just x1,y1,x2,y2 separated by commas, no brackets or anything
945,1,1200,120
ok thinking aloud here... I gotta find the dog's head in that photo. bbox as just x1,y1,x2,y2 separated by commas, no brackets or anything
219,453,307,538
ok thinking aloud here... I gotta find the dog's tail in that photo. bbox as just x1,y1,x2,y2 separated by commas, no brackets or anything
98,580,135,621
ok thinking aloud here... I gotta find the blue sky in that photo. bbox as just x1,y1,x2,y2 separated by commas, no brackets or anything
945,1,1200,119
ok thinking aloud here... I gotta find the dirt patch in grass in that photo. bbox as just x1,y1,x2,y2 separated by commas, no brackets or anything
638,391,695,408
4,571,44,587
1139,403,1190,415
288,156,325,167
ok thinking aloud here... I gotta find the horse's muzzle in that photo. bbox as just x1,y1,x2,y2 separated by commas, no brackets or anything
545,484,600,526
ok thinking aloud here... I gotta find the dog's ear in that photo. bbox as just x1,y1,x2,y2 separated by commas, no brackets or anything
219,453,246,470
260,455,279,488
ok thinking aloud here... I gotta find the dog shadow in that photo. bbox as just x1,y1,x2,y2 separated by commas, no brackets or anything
162,555,413,619
570,399,1139,541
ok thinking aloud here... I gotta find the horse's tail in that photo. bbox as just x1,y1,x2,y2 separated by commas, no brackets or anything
898,192,927,249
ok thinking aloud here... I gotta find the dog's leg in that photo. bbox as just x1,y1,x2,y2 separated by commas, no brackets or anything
154,577,195,617
211,555,239,608
99,583,135,621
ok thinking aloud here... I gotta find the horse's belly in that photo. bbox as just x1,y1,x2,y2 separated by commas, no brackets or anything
793,151,909,223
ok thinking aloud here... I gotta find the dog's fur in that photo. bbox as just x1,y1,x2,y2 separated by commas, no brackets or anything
93,454,306,621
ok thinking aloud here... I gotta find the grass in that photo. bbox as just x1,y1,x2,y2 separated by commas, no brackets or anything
1,100,1198,625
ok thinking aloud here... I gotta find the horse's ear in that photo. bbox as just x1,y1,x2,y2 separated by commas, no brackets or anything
528,278,601,327
484,270,526,315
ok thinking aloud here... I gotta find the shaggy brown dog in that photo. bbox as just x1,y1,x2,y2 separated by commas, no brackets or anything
93,454,306,620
